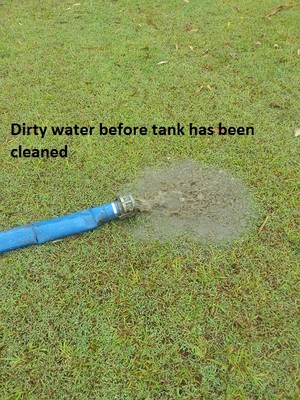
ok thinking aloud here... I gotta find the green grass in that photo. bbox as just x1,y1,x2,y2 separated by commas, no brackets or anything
0,0,299,398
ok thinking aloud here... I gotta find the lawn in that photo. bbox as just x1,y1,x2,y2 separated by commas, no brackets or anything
0,0,299,399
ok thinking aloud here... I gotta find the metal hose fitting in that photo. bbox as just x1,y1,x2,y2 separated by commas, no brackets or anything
117,194,136,218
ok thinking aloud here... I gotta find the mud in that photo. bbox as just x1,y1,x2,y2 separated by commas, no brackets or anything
122,160,257,243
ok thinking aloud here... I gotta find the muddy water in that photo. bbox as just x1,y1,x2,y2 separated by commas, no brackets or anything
123,161,257,243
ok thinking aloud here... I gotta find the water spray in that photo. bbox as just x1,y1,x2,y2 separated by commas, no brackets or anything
0,195,136,254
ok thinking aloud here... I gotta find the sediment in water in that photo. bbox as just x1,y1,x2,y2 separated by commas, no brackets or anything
122,160,257,243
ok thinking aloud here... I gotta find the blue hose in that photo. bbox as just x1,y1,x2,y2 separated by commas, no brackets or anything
0,195,135,254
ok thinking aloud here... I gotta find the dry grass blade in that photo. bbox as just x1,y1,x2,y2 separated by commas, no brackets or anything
258,216,269,234
0,138,14,148
82,47,105,51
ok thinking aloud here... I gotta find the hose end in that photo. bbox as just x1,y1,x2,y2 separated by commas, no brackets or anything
117,194,136,218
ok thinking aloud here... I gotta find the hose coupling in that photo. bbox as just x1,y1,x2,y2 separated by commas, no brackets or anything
117,194,136,218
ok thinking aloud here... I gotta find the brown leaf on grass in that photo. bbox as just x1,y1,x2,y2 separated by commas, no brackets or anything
228,345,236,353
269,101,282,109
146,16,158,29
297,48,300,57
202,64,212,70
265,3,294,19
157,60,168,65
207,85,214,90
254,41,262,45
295,128,300,137
184,23,192,31
175,43,179,51
189,45,194,51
